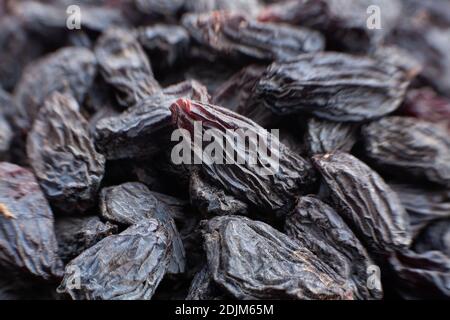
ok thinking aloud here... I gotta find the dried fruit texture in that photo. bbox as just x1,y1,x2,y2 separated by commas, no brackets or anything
185,0,262,17
189,169,248,217
401,88,450,132
0,162,63,280
11,1,127,36
170,99,317,215
186,266,226,300
27,93,106,213
304,118,358,155
182,12,325,62
95,28,161,108
138,24,190,70
57,219,172,300
389,183,450,236
100,182,186,274
212,64,275,128
387,25,450,97
388,250,450,299
414,220,450,257
14,47,97,128
95,80,209,160
0,16,42,91
202,215,355,300
95,96,172,160
255,52,412,121
362,117,450,188
258,0,402,53
213,64,266,112
55,216,118,264
401,0,450,28
0,275,57,300
372,46,422,79
0,113,12,159
285,196,382,300
312,152,411,255
134,0,185,18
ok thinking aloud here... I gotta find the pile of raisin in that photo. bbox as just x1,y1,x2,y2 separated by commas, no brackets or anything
1,0,450,300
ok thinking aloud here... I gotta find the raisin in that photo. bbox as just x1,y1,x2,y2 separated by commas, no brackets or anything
362,116,450,187
212,64,275,127
387,23,450,97
55,216,118,264
304,117,358,155
186,266,226,300
94,80,209,160
389,183,450,236
185,0,261,16
137,24,190,70
170,98,317,215
26,92,106,213
14,46,97,129
388,250,450,299
100,182,186,274
312,152,411,256
401,88,450,132
202,215,355,299
0,162,63,281
0,16,42,91
182,11,325,62
11,1,127,37
255,52,412,121
285,196,382,299
0,113,12,160
189,168,248,217
134,0,185,18
372,45,422,79
414,219,450,257
95,28,161,107
213,64,266,112
259,0,402,53
57,219,172,300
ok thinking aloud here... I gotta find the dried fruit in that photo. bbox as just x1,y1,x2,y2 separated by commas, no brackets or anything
401,88,450,132
203,215,354,299
55,216,118,264
389,183,450,236
100,182,186,274
258,0,402,53
0,16,42,91
95,28,160,107
255,52,412,121
138,24,190,70
414,219,450,257
387,24,450,96
94,80,209,160
0,113,12,159
185,0,261,16
362,116,450,187
27,93,105,213
186,266,226,300
388,250,450,299
189,168,248,217
11,1,127,36
57,219,172,300
285,196,382,299
182,11,325,61
304,117,358,155
14,46,97,128
170,98,317,215
0,162,63,280
134,0,185,18
312,152,411,255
